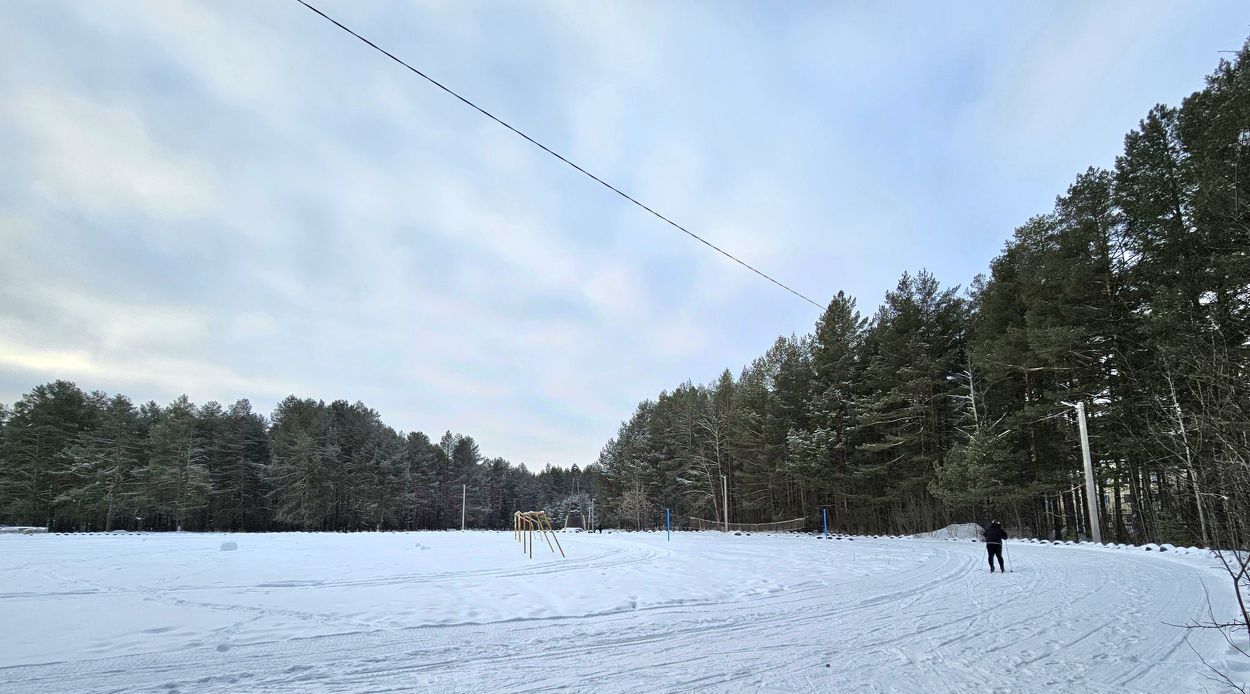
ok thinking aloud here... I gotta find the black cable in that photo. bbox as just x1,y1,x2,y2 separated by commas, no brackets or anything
293,0,823,310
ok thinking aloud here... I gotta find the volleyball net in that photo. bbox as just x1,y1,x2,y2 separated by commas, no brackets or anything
688,517,808,533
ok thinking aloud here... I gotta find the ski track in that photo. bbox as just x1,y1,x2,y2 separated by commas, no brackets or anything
0,532,1240,693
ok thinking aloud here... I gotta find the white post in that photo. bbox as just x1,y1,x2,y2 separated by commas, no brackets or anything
461,483,466,531
721,474,729,533
1075,402,1101,544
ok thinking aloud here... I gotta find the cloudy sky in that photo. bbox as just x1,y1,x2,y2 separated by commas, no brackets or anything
1,0,1246,467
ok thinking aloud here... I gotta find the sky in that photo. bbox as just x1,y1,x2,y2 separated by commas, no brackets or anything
1,0,1247,468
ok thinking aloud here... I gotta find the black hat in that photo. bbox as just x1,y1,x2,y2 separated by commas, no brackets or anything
991,519,1001,526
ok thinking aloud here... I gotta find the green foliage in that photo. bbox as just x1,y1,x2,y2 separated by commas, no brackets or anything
930,427,1015,508
0,385,593,532
590,41,1250,542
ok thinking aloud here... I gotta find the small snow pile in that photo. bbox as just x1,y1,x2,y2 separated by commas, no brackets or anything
913,522,983,541
220,541,238,552
0,526,47,535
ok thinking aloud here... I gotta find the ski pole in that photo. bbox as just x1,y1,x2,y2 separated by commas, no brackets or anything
1005,541,1012,573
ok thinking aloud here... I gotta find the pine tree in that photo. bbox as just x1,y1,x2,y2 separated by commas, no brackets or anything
203,400,270,531
0,381,96,529
139,396,209,531
806,292,867,527
59,394,144,531
403,431,439,528
268,397,333,530
855,271,965,532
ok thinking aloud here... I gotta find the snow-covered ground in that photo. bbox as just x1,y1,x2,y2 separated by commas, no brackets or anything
1,531,1245,693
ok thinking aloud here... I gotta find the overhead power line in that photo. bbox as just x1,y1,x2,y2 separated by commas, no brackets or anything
294,0,823,310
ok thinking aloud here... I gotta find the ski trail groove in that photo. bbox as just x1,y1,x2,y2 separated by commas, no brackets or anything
0,533,1239,693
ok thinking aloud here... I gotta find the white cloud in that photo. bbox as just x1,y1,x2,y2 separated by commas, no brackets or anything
0,336,299,404
567,85,626,174
8,91,218,221
2,0,1245,467
581,262,646,318
399,361,512,401
537,0,664,80
427,177,582,288
70,0,298,114
650,317,707,359
965,1,1194,169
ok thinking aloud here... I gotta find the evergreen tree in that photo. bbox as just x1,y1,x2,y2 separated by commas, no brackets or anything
140,395,209,531
1,381,96,529
58,393,144,531
268,397,333,530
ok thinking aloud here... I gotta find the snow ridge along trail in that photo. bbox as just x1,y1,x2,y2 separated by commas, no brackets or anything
0,531,1241,693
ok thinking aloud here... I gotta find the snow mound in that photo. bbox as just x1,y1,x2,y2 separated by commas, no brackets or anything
220,541,238,552
913,522,983,541
0,526,47,535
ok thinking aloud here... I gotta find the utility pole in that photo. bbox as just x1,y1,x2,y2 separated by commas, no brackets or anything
461,483,466,531
721,474,729,533
1072,401,1101,544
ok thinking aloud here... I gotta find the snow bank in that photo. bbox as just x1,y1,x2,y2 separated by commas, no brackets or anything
0,527,46,535
912,522,983,540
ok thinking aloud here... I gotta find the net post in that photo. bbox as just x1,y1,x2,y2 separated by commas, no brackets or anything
535,513,557,554
543,513,565,557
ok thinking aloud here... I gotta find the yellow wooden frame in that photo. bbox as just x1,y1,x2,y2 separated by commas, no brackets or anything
514,511,565,559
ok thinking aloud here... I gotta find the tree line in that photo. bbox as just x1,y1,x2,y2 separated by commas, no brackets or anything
593,43,1249,548
2,44,1246,546
0,386,596,532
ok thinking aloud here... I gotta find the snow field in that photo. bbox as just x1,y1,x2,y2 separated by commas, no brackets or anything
0,530,1244,693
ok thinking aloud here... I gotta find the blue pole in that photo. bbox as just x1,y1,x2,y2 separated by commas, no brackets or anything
822,507,828,537
666,508,671,541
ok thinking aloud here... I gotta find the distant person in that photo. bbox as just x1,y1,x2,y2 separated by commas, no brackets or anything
984,520,1007,573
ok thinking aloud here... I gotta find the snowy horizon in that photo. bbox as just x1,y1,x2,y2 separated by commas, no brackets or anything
2,0,1247,468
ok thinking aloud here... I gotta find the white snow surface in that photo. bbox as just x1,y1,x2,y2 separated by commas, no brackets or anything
1,531,1245,693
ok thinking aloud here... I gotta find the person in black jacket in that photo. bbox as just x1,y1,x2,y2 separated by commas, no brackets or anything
984,520,1007,572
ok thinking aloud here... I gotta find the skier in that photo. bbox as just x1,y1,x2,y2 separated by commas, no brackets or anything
984,520,1007,573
